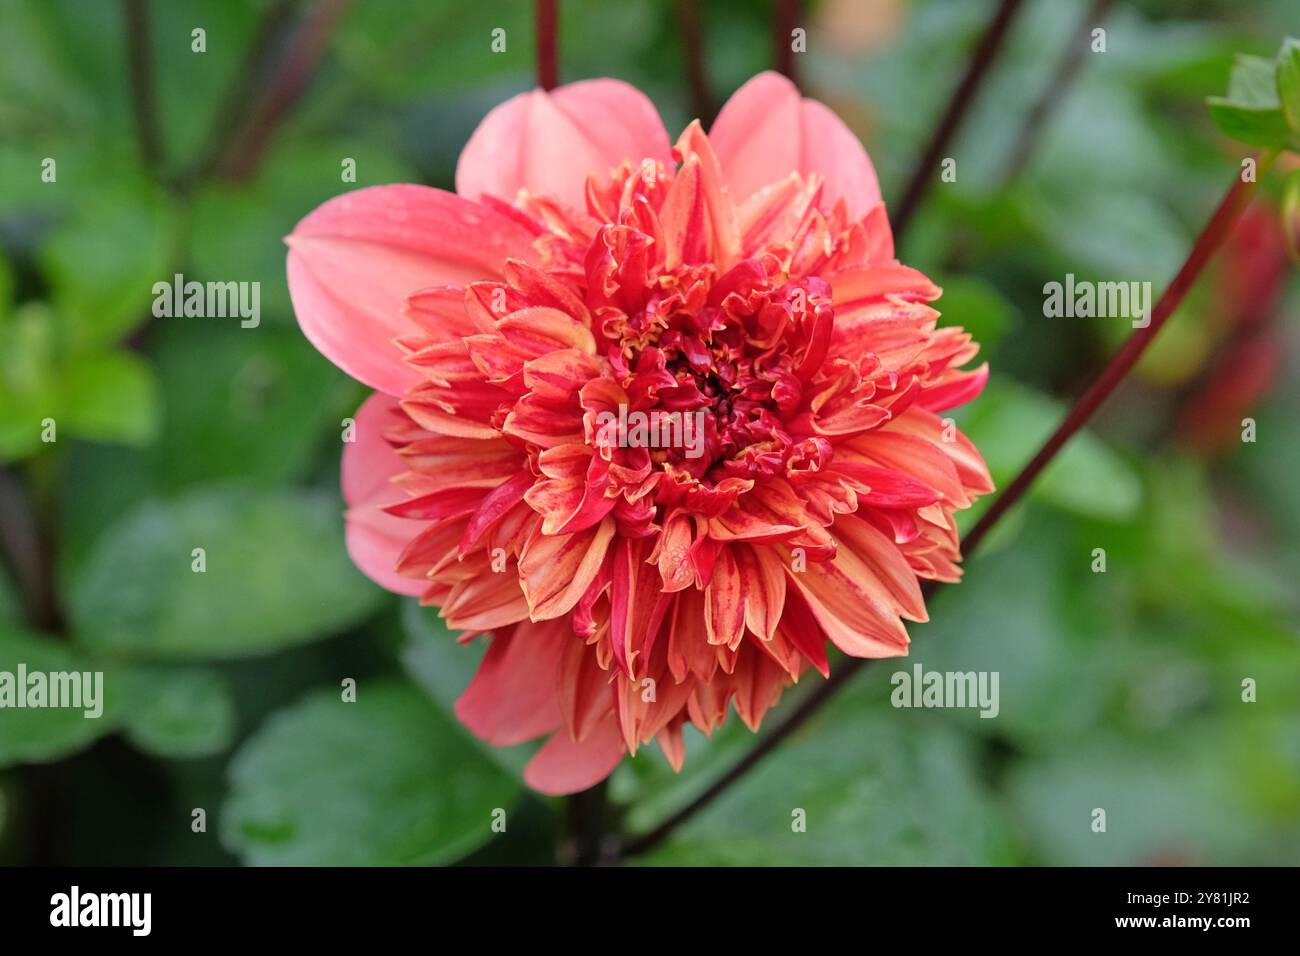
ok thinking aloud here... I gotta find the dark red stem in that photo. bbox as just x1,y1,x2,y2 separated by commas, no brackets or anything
774,0,801,85
891,0,1025,239
536,0,558,90
0,465,63,634
676,0,712,123
220,0,353,182
191,0,299,186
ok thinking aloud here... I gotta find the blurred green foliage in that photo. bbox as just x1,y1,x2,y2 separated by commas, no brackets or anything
0,0,1297,867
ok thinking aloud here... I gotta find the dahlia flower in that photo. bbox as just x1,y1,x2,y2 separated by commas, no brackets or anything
286,73,993,795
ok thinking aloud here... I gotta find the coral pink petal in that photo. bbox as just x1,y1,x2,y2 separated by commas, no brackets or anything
523,715,626,796
286,184,537,394
455,620,566,746
342,392,406,507
341,393,425,596
709,71,881,221
456,79,672,210
345,506,426,597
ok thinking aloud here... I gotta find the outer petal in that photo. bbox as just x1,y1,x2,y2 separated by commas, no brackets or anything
523,714,626,796
455,620,566,746
286,185,536,394
709,71,881,221
341,393,425,596
456,79,673,210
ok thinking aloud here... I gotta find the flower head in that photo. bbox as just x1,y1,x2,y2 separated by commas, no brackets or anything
287,73,993,794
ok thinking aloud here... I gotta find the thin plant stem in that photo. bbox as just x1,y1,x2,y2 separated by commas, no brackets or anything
0,463,63,634
536,0,558,90
219,0,353,182
891,0,1025,239
189,0,300,187
563,779,613,866
999,0,1116,186
774,0,801,85
122,0,164,178
676,0,712,123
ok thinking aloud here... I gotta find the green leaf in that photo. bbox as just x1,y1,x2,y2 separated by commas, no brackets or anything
1006,733,1270,865
0,252,12,313
0,303,58,461
0,1,98,145
0,306,161,457
0,564,19,627
1206,99,1292,148
1227,54,1281,109
0,625,123,768
916,510,1127,748
121,666,235,759
39,187,171,350
222,681,520,865
59,349,160,446
68,485,385,660
1274,38,1300,133
57,443,160,575
1206,51,1292,148
633,696,1017,865
148,323,352,491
